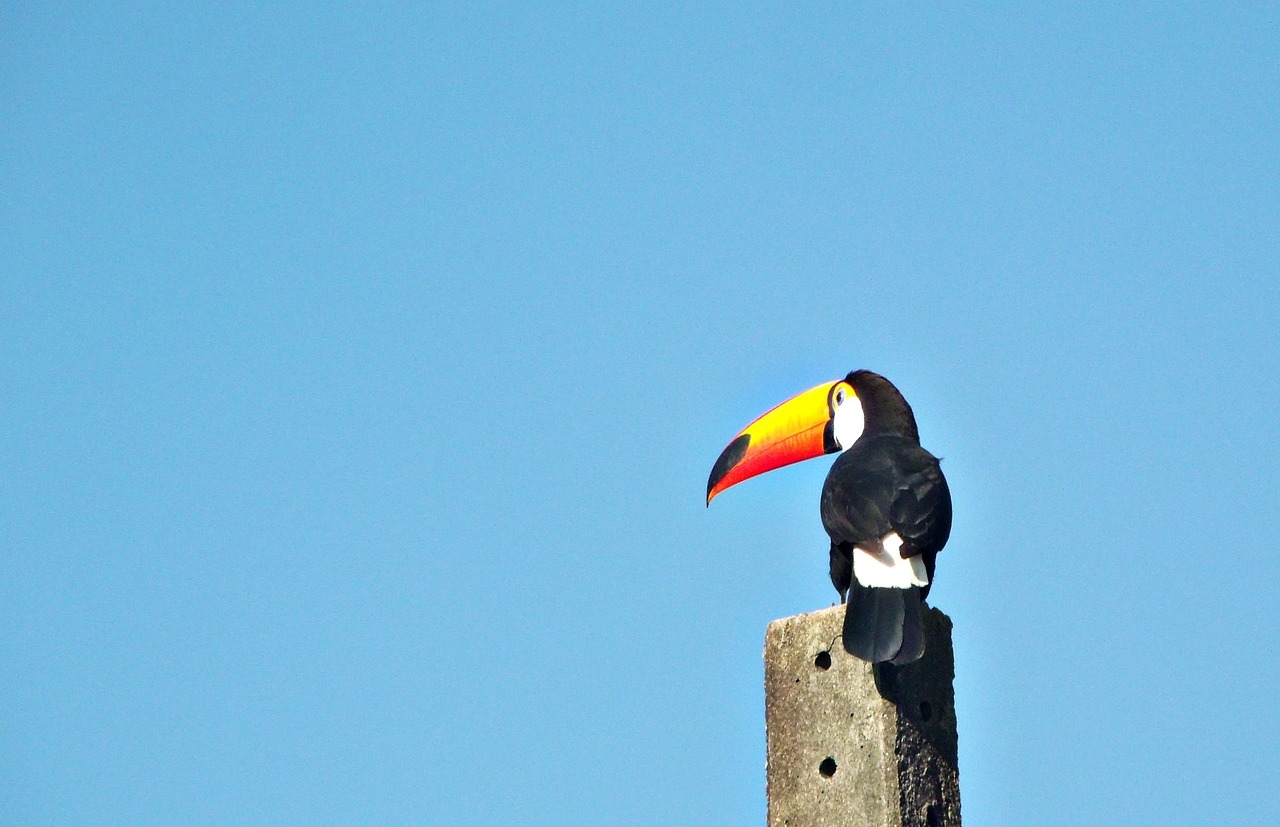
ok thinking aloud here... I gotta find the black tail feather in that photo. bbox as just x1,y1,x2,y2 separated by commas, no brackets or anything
842,581,925,664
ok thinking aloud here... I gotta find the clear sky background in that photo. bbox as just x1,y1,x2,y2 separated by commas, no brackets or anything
4,3,1279,825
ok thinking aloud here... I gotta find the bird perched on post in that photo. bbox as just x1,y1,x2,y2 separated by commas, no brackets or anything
707,370,952,664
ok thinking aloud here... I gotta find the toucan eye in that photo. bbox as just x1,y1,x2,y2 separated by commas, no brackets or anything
834,388,846,406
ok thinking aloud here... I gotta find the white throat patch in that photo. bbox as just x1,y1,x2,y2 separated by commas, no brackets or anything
832,393,865,450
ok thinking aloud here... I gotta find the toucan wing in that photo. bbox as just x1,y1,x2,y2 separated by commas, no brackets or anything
821,436,952,595
819,439,898,546
888,449,952,560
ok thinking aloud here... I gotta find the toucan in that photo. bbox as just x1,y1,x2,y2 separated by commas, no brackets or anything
707,370,951,664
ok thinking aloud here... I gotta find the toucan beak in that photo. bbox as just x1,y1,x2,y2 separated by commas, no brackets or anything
707,381,840,505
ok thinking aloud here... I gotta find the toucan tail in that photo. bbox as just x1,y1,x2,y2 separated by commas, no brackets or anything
842,580,925,664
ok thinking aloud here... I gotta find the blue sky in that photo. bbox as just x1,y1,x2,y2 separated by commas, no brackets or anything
4,3,1278,824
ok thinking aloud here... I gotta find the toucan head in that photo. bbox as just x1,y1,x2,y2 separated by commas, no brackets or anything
706,369,920,505
706,374,866,505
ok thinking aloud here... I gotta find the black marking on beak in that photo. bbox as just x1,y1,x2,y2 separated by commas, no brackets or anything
707,433,751,504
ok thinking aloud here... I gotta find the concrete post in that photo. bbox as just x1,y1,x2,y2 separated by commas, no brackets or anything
764,604,960,827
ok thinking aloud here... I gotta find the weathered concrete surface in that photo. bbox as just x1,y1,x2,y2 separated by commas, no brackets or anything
764,605,959,827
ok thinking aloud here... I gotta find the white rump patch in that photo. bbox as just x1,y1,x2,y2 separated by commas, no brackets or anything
853,532,929,589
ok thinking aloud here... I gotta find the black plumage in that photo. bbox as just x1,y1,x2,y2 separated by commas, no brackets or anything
820,371,952,664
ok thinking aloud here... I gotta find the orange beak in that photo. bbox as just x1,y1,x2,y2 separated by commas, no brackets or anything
706,381,841,505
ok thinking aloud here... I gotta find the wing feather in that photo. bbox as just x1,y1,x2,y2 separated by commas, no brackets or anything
821,435,952,557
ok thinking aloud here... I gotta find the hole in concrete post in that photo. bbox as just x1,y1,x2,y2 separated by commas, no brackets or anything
818,757,837,778
919,700,933,722
925,803,941,826
814,650,832,670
